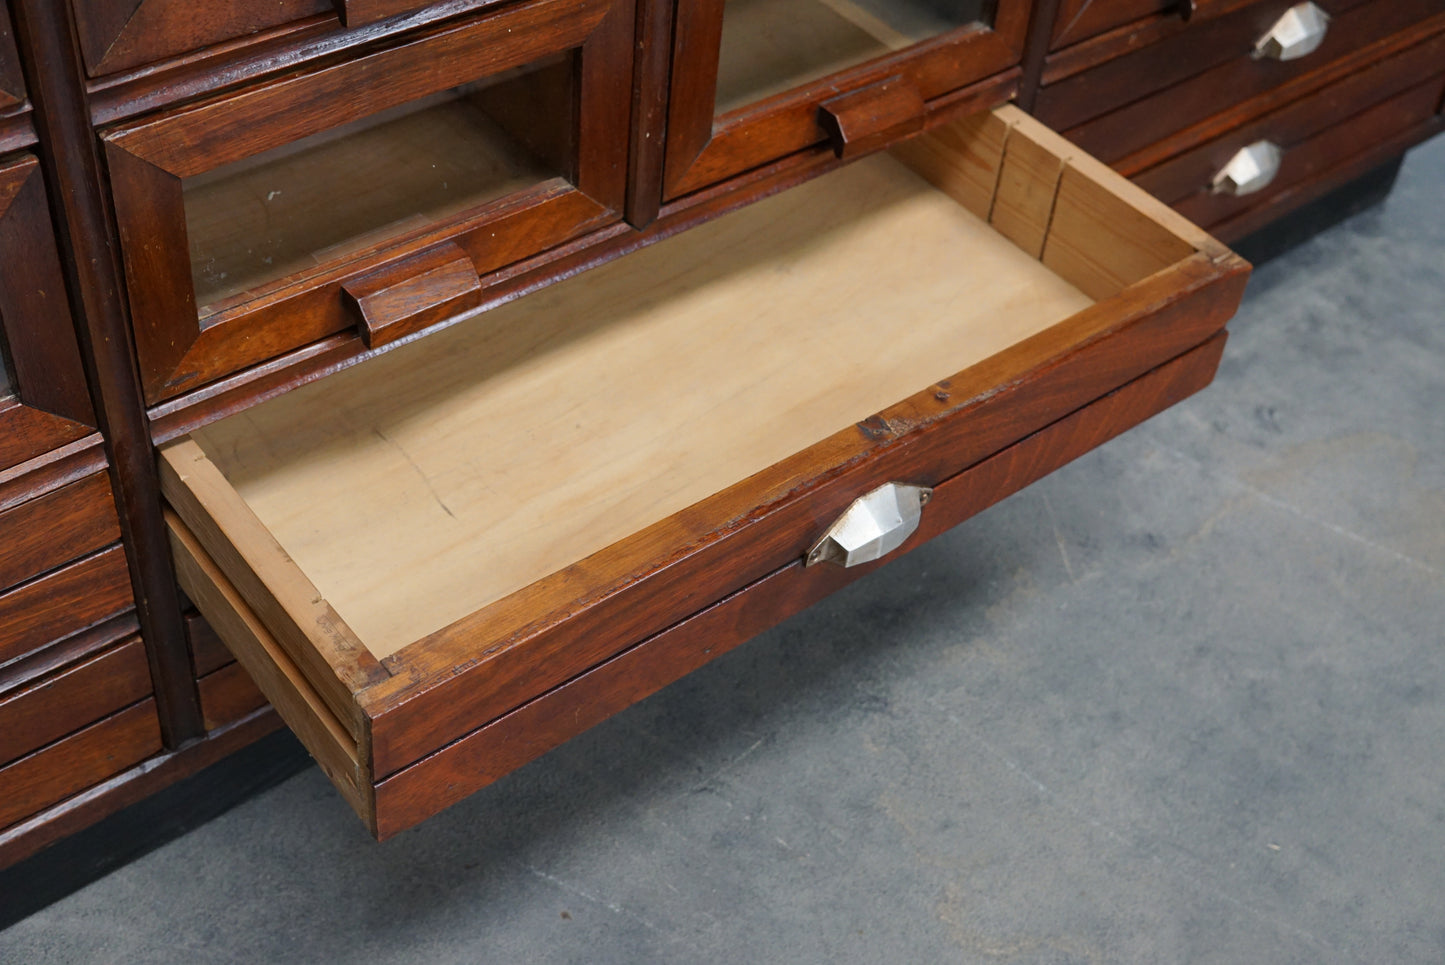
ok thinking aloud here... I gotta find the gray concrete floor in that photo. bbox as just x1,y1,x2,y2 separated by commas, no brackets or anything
5,137,1444,964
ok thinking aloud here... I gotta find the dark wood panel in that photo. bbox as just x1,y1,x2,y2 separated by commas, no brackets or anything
197,661,267,731
1135,37,1445,203
0,545,134,668
1051,0,1445,163
0,638,151,767
365,252,1249,778
1174,79,1444,228
0,472,120,594
0,707,284,870
184,611,233,678
372,332,1228,835
1050,0,1190,49
0,699,161,831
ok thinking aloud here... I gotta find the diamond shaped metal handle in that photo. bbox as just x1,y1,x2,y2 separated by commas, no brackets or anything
1254,2,1330,61
805,482,932,568
1210,140,1284,197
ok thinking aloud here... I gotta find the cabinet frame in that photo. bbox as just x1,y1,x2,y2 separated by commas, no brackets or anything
661,0,1032,199
103,0,635,404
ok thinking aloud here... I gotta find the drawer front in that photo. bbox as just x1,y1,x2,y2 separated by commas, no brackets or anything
660,0,1031,199
164,107,1248,838
0,472,120,594
0,638,152,767
1135,32,1445,225
71,0,496,77
1036,0,1441,162
197,661,268,731
0,0,21,109
104,0,634,404
1049,0,1208,50
0,700,161,831
0,154,96,471
0,545,135,668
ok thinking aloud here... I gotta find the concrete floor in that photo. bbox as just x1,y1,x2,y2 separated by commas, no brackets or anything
4,137,1443,964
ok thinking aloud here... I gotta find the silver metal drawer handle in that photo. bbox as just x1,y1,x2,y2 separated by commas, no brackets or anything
806,482,932,568
1253,2,1330,61
1211,140,1284,196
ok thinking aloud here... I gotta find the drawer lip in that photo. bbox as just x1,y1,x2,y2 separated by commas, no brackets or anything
164,107,1248,830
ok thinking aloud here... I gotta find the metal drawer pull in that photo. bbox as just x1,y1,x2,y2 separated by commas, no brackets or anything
806,482,932,568
1211,140,1284,196
1254,2,1330,61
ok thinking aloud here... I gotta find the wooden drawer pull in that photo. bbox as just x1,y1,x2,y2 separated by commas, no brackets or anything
819,77,927,161
806,483,932,568
1253,3,1330,62
1210,140,1283,197
342,243,481,349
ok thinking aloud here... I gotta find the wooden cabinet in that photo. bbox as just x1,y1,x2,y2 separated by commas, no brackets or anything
0,0,1440,873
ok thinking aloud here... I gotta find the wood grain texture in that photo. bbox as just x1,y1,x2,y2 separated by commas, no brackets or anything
343,243,482,349
989,118,1068,257
819,76,926,158
663,0,1029,198
372,332,1230,836
335,0,431,29
188,154,1094,662
0,699,161,831
159,442,384,742
197,661,266,731
168,515,370,826
184,611,232,678
1049,0,1444,164
0,546,134,668
0,706,282,870
14,0,205,746
1133,34,1445,206
103,0,633,402
72,0,332,77
0,472,120,594
0,638,151,767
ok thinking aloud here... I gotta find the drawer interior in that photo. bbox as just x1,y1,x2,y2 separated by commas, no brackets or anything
164,106,1242,833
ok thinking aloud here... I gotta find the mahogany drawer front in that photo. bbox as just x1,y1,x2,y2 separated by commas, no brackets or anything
0,153,96,471
198,661,268,731
661,0,1032,200
0,472,121,594
0,0,22,109
0,699,161,832
1048,0,1233,51
1036,0,1441,162
185,611,234,678
162,107,1248,838
71,0,503,78
1135,33,1445,225
0,637,152,767
103,0,635,405
0,545,135,668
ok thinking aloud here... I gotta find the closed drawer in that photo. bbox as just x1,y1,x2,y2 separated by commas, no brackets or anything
1049,0,1210,50
103,0,634,404
1037,0,1442,164
1136,33,1445,231
0,637,152,767
661,0,1031,199
0,545,135,668
0,472,120,594
163,106,1249,838
0,699,161,831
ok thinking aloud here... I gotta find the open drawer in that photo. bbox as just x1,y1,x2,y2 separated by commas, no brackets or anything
162,107,1248,838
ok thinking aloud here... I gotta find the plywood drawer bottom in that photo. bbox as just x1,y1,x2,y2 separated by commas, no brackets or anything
164,106,1248,838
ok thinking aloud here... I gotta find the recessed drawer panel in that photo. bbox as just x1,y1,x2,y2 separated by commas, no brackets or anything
0,546,135,668
0,638,152,767
1037,0,1442,164
163,107,1248,838
103,0,634,404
